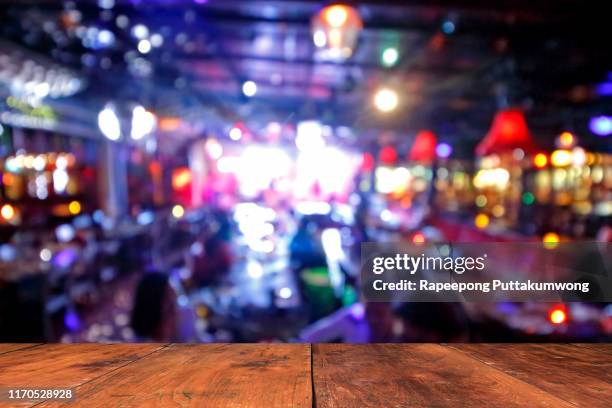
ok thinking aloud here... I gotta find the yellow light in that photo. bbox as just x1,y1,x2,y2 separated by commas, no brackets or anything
549,308,567,325
542,232,560,249
551,150,572,167
373,88,398,112
172,168,192,190
68,200,81,215
474,213,490,229
558,131,575,148
533,153,548,168
324,4,348,28
172,204,185,219
1,204,15,220
492,204,505,218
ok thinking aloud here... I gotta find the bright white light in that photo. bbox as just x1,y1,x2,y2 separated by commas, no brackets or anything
138,39,152,54
172,204,185,219
40,248,52,262
150,33,164,47
296,121,325,152
34,83,50,98
98,105,121,141
205,138,223,159
295,201,331,215
217,156,239,173
278,287,292,299
56,224,75,242
131,106,157,140
572,147,586,167
97,29,115,47
33,155,46,171
376,167,411,194
55,156,68,170
374,88,399,112
131,24,149,40
53,169,68,194
473,168,510,189
381,47,399,67
381,209,393,222
247,260,264,279
313,30,326,47
242,80,257,97
236,146,291,197
318,148,354,194
267,122,282,135
321,228,343,261
325,5,348,27
229,127,243,140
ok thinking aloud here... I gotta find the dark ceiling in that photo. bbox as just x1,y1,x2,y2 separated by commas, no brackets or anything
0,0,610,155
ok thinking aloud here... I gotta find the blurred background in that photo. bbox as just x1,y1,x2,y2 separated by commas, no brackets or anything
0,0,610,343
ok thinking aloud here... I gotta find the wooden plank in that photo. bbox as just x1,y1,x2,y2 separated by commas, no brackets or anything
313,344,575,408
0,344,40,356
571,343,612,355
38,344,312,408
450,344,612,408
0,344,164,408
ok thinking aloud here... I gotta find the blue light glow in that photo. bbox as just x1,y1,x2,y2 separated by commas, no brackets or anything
589,115,612,136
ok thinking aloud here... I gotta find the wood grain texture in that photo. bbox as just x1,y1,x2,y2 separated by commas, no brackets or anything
0,343,608,407
0,344,164,408
571,343,612,355
313,344,576,408
450,344,612,407
38,344,312,408
0,344,40,356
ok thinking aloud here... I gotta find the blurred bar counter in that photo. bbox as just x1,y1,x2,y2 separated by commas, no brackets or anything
0,343,609,407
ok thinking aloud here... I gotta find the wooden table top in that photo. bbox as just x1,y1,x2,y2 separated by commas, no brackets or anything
0,343,610,407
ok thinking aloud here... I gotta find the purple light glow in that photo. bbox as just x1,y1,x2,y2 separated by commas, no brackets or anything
589,115,612,136
53,248,78,269
64,309,81,332
596,82,612,96
435,142,453,158
349,303,366,320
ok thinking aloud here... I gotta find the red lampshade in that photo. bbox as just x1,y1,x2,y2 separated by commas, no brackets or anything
409,130,437,163
476,109,537,156
379,146,397,165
